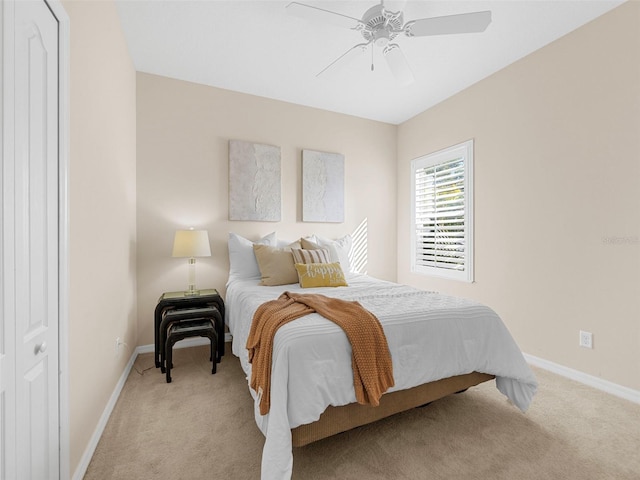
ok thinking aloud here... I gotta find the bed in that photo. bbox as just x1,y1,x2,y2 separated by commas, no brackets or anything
225,233,538,480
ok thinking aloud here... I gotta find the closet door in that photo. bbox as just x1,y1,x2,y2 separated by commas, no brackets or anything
2,1,60,478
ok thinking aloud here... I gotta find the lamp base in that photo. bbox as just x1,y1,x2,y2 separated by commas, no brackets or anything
186,258,199,296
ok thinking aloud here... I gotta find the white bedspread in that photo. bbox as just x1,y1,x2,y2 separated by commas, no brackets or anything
226,274,537,480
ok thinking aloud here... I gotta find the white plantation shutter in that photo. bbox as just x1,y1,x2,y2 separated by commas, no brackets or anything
415,157,465,269
411,140,474,282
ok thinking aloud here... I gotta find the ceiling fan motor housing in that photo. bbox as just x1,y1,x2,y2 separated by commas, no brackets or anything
361,4,404,47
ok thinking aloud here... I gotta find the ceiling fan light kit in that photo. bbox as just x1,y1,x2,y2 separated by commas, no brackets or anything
286,1,492,85
383,44,414,86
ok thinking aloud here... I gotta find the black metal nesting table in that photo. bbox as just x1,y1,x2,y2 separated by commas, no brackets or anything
153,289,225,369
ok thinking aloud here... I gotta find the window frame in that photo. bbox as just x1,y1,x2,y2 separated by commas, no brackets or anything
410,139,474,282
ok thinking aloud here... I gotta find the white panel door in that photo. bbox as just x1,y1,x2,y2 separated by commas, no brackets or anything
2,1,60,478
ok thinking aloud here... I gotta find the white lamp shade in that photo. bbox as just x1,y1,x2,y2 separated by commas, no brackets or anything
172,230,211,258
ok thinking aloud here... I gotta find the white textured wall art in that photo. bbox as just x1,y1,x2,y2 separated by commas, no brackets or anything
302,149,344,223
229,139,281,221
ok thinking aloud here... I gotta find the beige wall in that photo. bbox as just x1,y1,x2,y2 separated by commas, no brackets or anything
61,1,639,475
136,73,398,345
397,2,640,391
63,0,137,475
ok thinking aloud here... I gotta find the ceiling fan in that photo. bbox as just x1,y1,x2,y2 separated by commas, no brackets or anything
286,1,492,85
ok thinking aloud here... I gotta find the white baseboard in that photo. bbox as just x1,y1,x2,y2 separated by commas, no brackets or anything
72,347,139,480
72,333,233,480
524,353,640,405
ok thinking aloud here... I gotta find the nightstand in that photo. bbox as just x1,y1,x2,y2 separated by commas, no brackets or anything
153,289,225,368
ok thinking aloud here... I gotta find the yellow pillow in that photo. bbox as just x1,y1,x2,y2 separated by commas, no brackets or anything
294,262,348,288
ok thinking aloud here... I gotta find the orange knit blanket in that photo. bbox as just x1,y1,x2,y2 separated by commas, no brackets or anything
246,291,395,415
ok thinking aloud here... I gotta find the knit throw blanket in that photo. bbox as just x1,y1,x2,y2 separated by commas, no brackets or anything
246,291,395,415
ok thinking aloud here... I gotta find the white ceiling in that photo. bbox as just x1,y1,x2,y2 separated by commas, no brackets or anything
115,0,625,125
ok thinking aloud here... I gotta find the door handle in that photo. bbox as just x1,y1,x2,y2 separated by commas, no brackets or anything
35,342,48,354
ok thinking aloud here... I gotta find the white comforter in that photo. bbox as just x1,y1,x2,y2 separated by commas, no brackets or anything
226,274,537,480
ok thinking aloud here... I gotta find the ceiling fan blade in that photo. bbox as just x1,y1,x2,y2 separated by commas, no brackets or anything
405,11,492,37
317,43,369,77
383,44,414,86
286,2,363,30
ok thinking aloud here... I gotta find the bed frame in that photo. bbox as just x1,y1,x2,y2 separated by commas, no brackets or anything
291,371,494,447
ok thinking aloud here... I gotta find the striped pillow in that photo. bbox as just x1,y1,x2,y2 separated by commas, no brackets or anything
291,248,331,265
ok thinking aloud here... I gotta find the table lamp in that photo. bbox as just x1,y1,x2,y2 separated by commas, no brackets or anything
172,228,211,295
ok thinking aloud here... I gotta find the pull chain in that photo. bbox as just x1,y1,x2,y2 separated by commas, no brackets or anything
371,44,374,71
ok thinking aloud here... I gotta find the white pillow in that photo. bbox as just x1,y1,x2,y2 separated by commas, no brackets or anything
315,235,353,273
276,235,317,249
228,232,277,281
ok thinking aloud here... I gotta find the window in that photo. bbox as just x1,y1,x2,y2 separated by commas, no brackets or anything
411,140,474,282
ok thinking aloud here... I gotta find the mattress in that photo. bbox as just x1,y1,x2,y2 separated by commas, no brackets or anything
226,274,537,480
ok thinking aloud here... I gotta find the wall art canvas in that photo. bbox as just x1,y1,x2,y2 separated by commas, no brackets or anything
302,149,344,223
229,139,281,221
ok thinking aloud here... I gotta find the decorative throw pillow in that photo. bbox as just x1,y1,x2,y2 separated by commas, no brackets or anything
301,235,353,273
291,247,331,265
276,235,317,249
228,232,277,282
253,244,298,286
300,237,323,250
294,262,348,288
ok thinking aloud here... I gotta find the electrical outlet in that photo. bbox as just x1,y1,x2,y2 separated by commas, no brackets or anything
579,330,593,349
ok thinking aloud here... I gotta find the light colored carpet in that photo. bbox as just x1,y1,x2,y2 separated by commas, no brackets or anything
83,345,640,479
